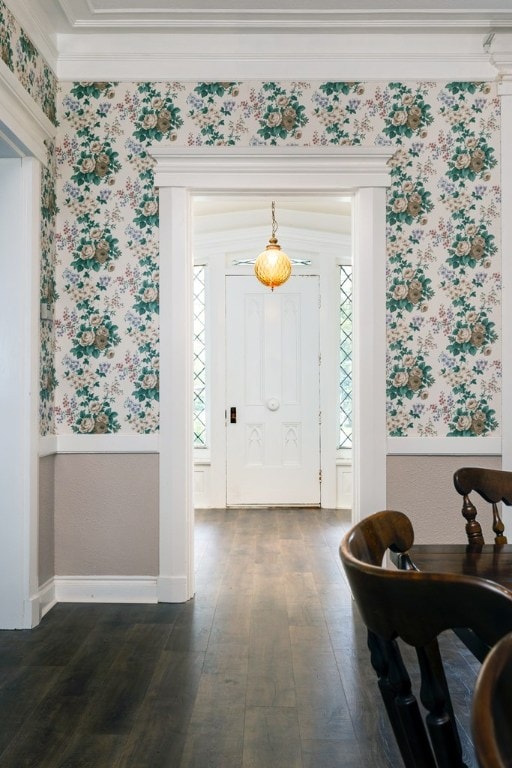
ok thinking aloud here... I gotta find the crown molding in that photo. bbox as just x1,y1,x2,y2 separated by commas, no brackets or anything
5,0,58,73
4,1,511,82
56,31,497,81
487,30,512,80
51,1,512,32
0,61,55,163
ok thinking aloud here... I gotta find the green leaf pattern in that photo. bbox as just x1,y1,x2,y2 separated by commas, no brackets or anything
45,80,501,437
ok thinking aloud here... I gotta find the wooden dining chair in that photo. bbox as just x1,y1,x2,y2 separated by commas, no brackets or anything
472,631,512,768
453,467,512,546
340,509,512,768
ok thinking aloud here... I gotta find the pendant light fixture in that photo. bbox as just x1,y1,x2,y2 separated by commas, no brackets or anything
254,201,292,291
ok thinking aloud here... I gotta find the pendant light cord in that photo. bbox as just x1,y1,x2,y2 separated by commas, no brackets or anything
271,200,277,239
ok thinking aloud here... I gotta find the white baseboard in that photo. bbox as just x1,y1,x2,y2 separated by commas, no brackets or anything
157,575,194,603
38,578,57,618
53,576,158,604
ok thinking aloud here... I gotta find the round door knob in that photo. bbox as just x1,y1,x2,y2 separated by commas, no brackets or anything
267,398,280,411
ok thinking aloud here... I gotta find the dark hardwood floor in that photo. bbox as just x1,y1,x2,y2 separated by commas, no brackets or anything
0,508,479,767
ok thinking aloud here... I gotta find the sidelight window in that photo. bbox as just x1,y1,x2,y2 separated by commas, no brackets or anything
339,264,352,450
193,264,207,447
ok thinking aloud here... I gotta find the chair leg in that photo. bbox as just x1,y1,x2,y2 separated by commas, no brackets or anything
416,641,468,768
367,630,436,768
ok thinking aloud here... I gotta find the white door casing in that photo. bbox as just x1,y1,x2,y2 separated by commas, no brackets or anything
226,275,320,506
0,157,41,628
153,145,391,602
0,64,55,629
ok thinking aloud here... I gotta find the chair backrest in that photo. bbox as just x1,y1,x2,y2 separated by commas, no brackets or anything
340,509,512,768
472,631,512,768
454,467,512,546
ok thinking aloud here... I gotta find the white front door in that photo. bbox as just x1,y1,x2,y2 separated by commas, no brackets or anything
226,275,321,506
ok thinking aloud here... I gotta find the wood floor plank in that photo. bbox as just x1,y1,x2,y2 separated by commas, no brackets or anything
0,508,484,767
242,706,303,768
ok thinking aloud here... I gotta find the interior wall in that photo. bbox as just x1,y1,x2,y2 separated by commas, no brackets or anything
53,81,501,443
387,454,502,544
38,455,55,585
54,454,159,576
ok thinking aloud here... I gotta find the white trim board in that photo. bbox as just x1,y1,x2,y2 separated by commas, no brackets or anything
387,437,502,456
50,434,159,454
38,435,503,457
53,576,158,604
56,51,496,83
0,61,55,165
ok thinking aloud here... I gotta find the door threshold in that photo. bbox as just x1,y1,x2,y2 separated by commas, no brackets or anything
225,504,321,509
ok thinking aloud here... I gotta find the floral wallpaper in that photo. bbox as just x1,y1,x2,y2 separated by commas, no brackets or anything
0,0,57,124
40,138,58,433
0,2,59,433
53,79,501,437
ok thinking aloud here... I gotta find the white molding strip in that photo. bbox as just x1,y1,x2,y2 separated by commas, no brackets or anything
387,437,502,455
54,27,498,82
39,435,58,457
54,575,158,603
39,434,502,457
46,434,159,454
0,61,55,165
56,50,496,83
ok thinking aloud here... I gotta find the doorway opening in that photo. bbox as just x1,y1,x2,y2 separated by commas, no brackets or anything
153,145,390,602
191,195,353,510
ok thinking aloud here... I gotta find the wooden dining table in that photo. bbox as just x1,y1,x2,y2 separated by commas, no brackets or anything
391,543,512,660
391,543,512,589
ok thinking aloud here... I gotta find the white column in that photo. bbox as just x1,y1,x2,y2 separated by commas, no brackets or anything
352,187,387,520
158,186,195,602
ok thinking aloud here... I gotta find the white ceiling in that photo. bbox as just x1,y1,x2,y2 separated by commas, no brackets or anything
23,0,512,35
193,195,352,236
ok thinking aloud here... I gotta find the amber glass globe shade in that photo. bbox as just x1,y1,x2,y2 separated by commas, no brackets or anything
254,237,292,291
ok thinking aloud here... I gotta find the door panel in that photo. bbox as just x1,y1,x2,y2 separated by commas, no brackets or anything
226,275,320,506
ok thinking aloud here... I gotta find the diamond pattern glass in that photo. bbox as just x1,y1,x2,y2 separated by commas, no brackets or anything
339,265,352,450
193,265,207,447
